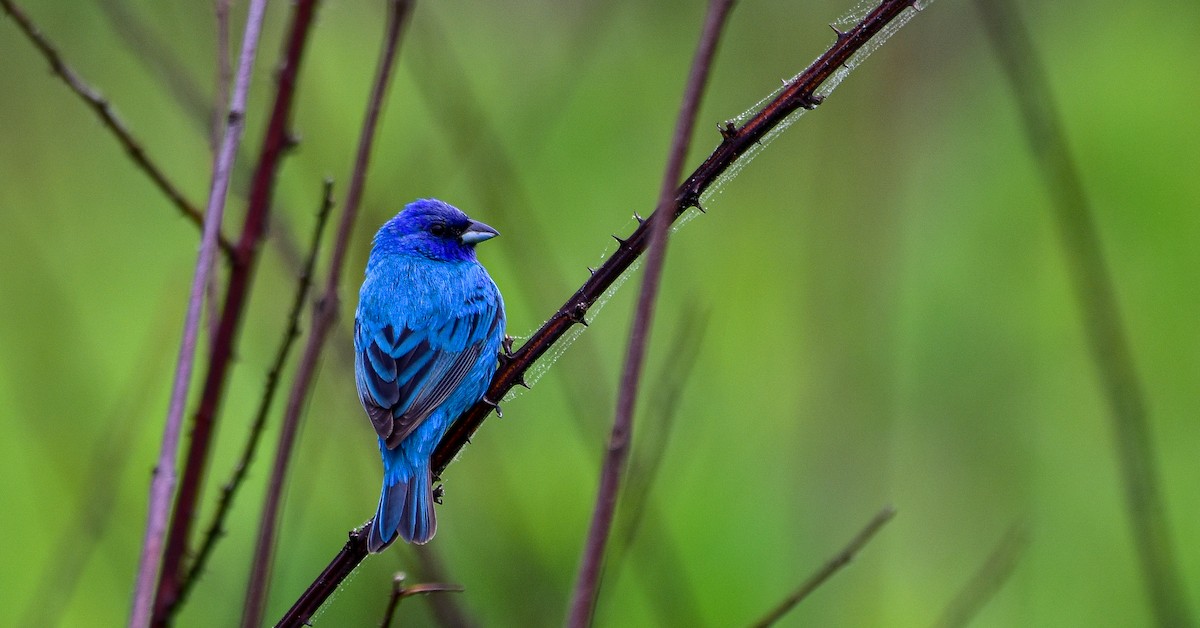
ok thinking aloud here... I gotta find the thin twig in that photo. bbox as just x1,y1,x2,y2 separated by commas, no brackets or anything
128,0,269,625
932,522,1028,628
163,181,335,621
239,3,414,626
975,1,1193,626
750,506,896,627
567,1,735,624
278,2,925,621
152,1,323,620
0,0,234,258
381,573,466,628
601,305,709,625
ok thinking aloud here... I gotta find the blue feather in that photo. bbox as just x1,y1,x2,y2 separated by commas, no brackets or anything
354,199,505,551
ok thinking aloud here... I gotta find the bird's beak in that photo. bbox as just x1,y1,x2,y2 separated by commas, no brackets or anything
460,219,499,244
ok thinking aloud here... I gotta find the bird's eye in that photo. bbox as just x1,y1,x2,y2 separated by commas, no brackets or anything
429,223,447,237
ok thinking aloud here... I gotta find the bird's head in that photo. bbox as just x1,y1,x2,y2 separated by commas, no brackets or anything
372,198,499,263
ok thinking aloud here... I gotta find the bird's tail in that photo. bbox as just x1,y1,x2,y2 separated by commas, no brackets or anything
368,455,436,552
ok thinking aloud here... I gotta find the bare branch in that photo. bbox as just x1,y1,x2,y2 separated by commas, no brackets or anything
240,3,415,626
129,0,270,624
750,506,896,627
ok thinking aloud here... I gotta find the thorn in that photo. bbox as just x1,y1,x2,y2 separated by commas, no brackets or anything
433,484,445,504
633,211,645,224
611,234,627,247
283,129,302,151
516,375,531,390
798,93,825,110
567,303,589,327
694,202,707,214
718,121,738,139
829,23,850,41
587,266,596,275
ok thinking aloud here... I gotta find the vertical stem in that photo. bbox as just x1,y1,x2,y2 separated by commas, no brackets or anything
128,1,269,626
976,1,1194,625
153,1,322,620
565,1,737,625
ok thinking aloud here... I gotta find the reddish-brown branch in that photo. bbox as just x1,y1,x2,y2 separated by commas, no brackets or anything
130,0,270,624
432,0,919,475
278,1,923,622
239,2,414,626
161,181,335,622
151,0,322,622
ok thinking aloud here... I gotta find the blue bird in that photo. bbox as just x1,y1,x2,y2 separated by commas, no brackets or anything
354,198,505,550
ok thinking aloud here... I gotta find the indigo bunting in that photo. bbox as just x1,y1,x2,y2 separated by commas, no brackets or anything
355,199,505,550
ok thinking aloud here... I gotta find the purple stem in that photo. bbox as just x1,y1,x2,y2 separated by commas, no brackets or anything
565,1,737,625
128,1,269,626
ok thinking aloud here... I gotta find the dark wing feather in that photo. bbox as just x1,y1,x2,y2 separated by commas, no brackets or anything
356,298,501,449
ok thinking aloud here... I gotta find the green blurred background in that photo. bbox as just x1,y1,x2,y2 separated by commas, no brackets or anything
1,0,1197,625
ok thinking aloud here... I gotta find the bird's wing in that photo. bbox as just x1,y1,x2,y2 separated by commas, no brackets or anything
355,293,502,449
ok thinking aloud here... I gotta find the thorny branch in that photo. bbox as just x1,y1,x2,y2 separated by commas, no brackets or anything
277,1,923,624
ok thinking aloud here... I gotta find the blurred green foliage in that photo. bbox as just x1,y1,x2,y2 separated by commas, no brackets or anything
1,0,1197,626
